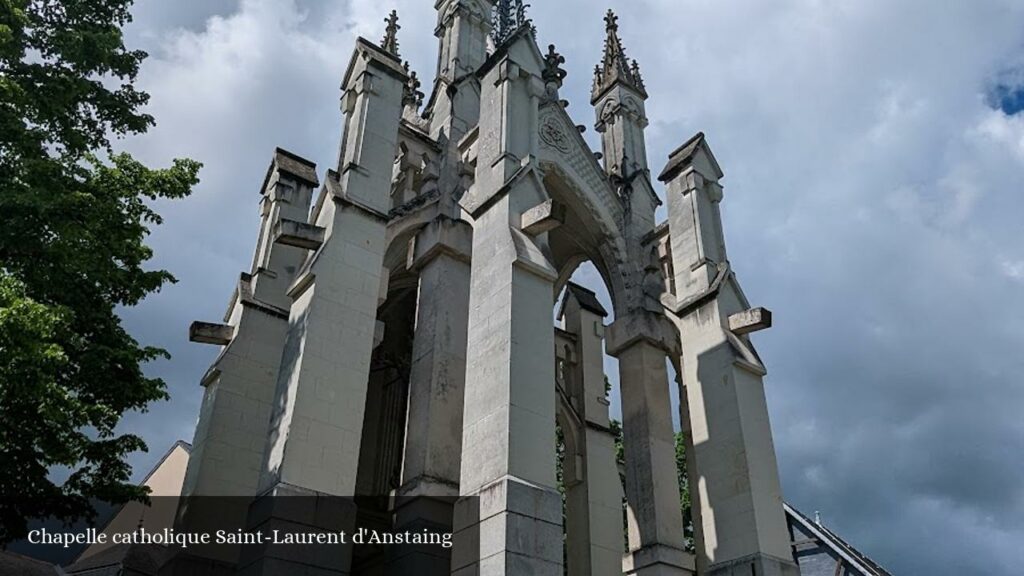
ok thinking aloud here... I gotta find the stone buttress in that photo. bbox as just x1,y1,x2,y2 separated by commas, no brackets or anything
658,133,800,576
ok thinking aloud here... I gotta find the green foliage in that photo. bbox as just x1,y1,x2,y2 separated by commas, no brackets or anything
675,431,694,551
610,418,624,467
0,0,199,542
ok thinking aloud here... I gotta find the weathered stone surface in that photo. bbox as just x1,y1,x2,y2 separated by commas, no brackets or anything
257,37,407,502
728,307,773,335
521,198,567,235
560,286,622,576
664,135,797,575
623,543,696,575
272,218,325,250
615,338,690,576
188,321,233,346
181,4,801,575
177,153,319,569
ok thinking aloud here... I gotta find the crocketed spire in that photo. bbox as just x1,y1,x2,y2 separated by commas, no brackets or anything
592,9,647,102
381,9,400,57
491,0,534,47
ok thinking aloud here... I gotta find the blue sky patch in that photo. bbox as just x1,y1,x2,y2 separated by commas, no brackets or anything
989,82,1024,115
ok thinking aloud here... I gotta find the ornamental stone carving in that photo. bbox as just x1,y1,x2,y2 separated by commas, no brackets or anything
540,116,571,153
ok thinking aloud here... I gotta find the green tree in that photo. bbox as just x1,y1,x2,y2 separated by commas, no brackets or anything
675,431,694,551
0,0,200,542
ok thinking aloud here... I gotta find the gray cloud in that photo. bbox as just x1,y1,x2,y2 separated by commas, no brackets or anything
110,1,1024,574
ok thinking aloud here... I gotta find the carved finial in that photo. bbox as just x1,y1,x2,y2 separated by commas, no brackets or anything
604,9,618,32
402,61,423,109
491,0,534,47
543,45,567,86
592,9,647,103
542,44,567,103
382,9,400,57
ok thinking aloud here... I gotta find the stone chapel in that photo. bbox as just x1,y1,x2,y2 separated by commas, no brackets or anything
181,2,805,575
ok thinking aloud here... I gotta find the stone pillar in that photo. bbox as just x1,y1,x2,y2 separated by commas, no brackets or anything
451,31,564,576
558,285,623,576
433,0,492,81
172,153,319,573
388,216,473,576
659,134,799,576
183,153,319,500
592,10,652,181
451,194,562,576
429,0,493,142
238,39,407,576
608,313,695,576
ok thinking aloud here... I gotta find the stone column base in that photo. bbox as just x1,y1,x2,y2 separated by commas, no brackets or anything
237,483,357,576
706,553,801,576
387,483,459,576
451,477,563,576
623,543,696,576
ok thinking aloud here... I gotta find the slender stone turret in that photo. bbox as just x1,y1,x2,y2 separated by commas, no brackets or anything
559,284,623,576
428,0,494,141
238,37,408,576
660,133,800,576
593,9,652,207
592,10,647,102
591,11,692,576
184,150,319,497
175,150,319,570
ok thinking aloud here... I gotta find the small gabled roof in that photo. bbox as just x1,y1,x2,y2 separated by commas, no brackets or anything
260,147,319,194
338,37,408,104
558,282,609,320
64,543,173,575
657,131,724,183
138,440,191,487
0,550,62,576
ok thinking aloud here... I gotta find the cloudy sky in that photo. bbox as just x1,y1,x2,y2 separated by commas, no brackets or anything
111,1,1024,574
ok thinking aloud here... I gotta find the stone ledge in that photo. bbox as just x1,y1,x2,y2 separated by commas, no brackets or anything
189,321,233,346
407,216,473,270
521,198,566,235
728,307,772,335
661,261,730,318
623,543,696,575
451,475,565,573
461,476,563,528
705,551,800,576
605,311,680,358
272,218,325,251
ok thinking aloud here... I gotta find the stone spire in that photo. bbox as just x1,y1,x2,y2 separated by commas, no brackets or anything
491,0,533,47
381,9,400,57
592,9,647,103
